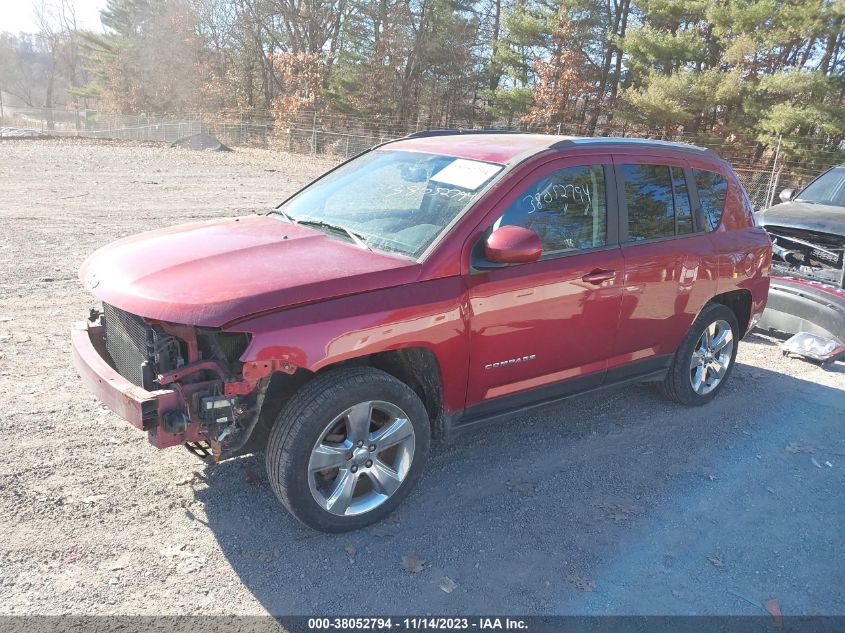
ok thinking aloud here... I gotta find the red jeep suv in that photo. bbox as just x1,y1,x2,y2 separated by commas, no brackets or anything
72,131,771,532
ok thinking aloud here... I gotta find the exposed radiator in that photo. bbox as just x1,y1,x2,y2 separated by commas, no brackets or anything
103,303,154,388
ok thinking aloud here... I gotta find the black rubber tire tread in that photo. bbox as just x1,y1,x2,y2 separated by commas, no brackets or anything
660,302,740,406
266,366,430,533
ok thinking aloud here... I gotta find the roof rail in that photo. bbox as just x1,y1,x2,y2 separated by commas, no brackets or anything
403,128,522,139
549,137,718,158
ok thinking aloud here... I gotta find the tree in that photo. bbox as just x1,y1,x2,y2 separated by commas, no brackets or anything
523,5,589,129
0,0,841,173
80,0,212,112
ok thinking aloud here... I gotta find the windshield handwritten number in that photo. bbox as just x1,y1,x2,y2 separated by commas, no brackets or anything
384,183,473,203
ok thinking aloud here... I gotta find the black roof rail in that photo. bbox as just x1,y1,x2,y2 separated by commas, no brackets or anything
548,137,719,158
403,128,525,139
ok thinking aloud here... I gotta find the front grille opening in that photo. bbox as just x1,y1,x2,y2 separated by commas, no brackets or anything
102,306,251,388
766,225,845,252
103,303,154,388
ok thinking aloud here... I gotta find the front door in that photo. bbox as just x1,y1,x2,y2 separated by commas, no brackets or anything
464,157,624,411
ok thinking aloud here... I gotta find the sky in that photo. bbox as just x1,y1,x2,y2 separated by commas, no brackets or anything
1,0,107,34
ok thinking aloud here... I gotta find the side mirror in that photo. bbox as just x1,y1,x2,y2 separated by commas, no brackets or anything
485,225,542,264
779,188,795,203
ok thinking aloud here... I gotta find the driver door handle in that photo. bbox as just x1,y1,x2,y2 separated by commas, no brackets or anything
581,269,616,285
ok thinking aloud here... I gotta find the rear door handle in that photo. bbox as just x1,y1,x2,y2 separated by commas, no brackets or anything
581,269,616,285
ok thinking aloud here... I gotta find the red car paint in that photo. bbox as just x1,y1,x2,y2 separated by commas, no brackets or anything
484,225,543,263
79,215,419,327
72,134,771,453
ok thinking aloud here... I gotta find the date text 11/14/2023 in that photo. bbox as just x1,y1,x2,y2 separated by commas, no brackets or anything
307,617,529,630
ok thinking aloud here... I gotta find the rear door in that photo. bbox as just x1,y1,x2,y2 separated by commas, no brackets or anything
609,155,719,377
464,156,624,409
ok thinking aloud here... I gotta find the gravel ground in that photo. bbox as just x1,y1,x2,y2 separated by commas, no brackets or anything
1,139,843,617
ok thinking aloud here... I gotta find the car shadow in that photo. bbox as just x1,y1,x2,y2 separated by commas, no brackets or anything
743,330,782,346
193,362,845,615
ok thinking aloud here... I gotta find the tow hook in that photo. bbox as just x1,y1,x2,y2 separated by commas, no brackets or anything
163,410,188,433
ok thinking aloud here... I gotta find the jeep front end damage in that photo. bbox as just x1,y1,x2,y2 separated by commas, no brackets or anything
758,226,845,343
766,225,845,290
71,305,291,460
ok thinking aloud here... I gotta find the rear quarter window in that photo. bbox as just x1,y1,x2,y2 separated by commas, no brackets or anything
621,163,695,241
694,169,728,230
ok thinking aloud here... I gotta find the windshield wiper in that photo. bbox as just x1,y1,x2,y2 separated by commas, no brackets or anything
270,208,298,223
297,219,373,251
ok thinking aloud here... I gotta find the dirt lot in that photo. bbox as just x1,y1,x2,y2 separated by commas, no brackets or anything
1,138,843,616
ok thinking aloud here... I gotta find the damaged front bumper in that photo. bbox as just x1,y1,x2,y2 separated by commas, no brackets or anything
71,317,205,449
71,313,272,458
758,226,845,343
757,276,845,344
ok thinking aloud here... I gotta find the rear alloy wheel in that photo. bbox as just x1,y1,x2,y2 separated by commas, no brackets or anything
266,367,430,532
661,303,739,406
688,319,734,395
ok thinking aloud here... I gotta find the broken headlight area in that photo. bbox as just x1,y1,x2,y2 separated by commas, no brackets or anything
766,225,845,289
97,304,264,458
782,331,845,364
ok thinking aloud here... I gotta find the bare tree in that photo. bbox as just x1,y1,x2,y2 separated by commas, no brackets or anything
56,0,85,128
33,0,70,129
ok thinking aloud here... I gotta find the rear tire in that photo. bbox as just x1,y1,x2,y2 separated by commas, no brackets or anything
266,366,430,533
661,303,739,406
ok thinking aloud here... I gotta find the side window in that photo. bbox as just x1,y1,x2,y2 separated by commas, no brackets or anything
623,164,675,240
623,163,698,240
494,165,607,253
672,167,694,234
695,169,728,230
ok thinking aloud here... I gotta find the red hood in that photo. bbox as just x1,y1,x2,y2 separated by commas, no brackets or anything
79,215,420,327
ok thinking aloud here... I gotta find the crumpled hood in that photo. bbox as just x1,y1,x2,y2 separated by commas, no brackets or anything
80,214,420,327
757,201,845,235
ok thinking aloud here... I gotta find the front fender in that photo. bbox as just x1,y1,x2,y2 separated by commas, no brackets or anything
229,277,470,412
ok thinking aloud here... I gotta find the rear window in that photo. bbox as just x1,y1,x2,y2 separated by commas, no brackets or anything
695,169,728,230
622,164,695,241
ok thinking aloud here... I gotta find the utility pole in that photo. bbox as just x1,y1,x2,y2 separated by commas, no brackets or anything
767,134,783,208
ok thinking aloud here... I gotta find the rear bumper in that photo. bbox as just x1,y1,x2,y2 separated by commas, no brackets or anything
71,319,197,448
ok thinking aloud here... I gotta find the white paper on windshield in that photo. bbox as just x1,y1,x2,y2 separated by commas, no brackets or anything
431,159,502,191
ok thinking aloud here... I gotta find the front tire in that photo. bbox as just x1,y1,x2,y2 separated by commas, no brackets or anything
661,303,739,406
266,367,430,532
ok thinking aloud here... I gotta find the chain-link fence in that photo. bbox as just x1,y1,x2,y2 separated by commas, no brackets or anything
3,106,841,208
734,167,780,210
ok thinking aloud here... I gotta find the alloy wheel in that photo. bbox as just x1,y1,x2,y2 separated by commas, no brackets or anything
689,319,734,395
307,400,415,516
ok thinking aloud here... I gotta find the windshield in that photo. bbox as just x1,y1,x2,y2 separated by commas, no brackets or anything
273,150,504,258
795,167,845,207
